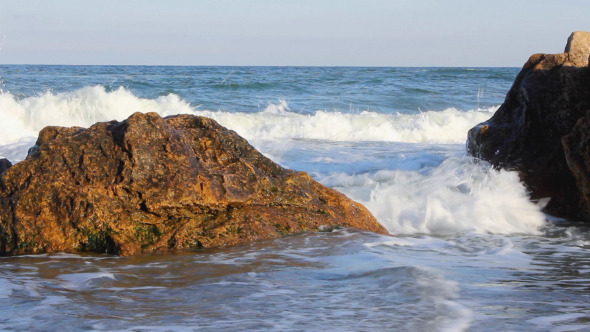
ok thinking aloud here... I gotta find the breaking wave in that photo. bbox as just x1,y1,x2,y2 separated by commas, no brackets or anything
0,85,496,147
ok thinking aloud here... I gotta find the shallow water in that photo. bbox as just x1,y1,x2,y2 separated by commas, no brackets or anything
0,65,588,331
1,228,589,331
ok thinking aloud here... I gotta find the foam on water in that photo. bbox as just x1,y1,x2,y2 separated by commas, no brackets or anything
416,276,473,332
57,272,116,290
0,86,194,146
197,103,497,144
0,227,587,331
0,278,20,299
527,313,590,331
323,157,546,235
364,234,535,273
0,86,495,154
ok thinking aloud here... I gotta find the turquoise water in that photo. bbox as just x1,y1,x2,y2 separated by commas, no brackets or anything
0,65,588,331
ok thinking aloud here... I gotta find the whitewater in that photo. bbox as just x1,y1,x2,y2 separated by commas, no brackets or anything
0,65,588,331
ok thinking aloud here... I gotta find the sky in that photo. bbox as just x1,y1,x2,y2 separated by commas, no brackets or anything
0,0,588,67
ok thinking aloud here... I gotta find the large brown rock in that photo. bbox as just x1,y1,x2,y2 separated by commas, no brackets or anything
0,112,387,256
467,31,590,222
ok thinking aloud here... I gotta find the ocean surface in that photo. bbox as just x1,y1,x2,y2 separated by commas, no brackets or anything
0,65,589,331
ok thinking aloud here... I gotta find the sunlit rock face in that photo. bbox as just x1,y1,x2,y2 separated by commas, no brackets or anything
0,112,387,256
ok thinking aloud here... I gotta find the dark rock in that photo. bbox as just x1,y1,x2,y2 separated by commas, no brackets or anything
467,31,590,221
0,112,387,256
0,159,12,174
562,115,590,218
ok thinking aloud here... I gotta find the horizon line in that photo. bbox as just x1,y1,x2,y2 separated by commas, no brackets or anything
0,63,521,69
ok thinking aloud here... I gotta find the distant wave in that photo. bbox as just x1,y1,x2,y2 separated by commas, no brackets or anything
0,85,497,146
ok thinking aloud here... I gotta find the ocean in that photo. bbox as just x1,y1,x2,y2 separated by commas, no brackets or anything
0,65,588,331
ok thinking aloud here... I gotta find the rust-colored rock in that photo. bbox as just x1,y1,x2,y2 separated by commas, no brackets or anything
467,32,590,222
0,112,387,256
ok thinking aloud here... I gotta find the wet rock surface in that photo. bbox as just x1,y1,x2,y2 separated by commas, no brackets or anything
0,112,387,256
468,32,590,222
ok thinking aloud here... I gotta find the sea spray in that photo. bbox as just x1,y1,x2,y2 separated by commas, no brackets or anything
0,86,194,146
193,105,498,144
322,156,546,235
0,86,496,147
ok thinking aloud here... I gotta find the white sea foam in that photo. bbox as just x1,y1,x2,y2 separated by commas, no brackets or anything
0,278,20,298
57,271,116,290
527,313,589,330
0,86,194,147
197,104,497,144
0,86,495,157
416,275,473,332
324,157,547,235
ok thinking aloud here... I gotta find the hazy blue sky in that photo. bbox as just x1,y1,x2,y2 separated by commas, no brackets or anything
0,0,588,66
